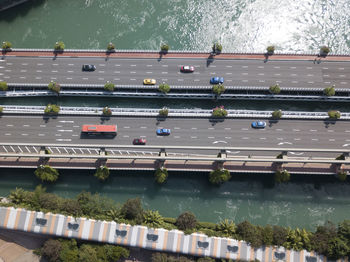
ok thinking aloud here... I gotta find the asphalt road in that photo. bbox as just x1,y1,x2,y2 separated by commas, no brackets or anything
0,115,349,152
1,56,350,88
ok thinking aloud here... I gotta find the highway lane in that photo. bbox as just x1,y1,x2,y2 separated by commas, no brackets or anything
0,116,350,153
1,56,350,88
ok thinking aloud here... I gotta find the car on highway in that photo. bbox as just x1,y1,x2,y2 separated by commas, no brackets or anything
143,79,156,85
210,77,224,84
156,128,171,136
180,65,195,73
251,121,266,129
82,64,96,71
133,138,147,145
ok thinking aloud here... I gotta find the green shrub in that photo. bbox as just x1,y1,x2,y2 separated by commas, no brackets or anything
59,239,79,262
274,169,290,183
212,106,227,118
269,84,280,94
176,211,197,231
236,220,263,248
209,169,231,184
197,257,215,262
197,221,217,230
121,198,143,221
163,217,176,224
158,83,170,94
284,228,312,251
104,82,115,92
158,107,169,117
102,106,112,116
54,41,65,51
48,81,60,94
41,239,62,262
337,171,347,182
107,42,115,51
143,210,164,228
328,110,341,119
324,86,335,96
273,225,288,246
266,45,275,54
0,106,3,114
212,84,225,95
272,109,282,119
0,81,8,91
336,154,345,160
155,168,168,184
160,43,169,52
2,41,12,49
35,165,59,183
44,104,60,115
212,42,222,53
320,46,330,55
94,166,110,181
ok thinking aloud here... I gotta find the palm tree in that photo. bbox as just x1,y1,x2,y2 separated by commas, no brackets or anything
143,210,164,228
9,187,26,204
107,208,121,221
216,219,236,237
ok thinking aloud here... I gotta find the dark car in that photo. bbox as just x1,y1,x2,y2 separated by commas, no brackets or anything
133,138,147,145
180,66,195,73
156,128,171,136
82,64,96,71
251,121,266,129
210,77,224,84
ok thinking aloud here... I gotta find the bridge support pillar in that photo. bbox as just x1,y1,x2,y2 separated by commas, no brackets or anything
159,148,167,157
214,150,226,169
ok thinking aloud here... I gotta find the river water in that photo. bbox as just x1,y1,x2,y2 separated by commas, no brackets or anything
0,169,349,230
1,0,350,230
1,0,350,53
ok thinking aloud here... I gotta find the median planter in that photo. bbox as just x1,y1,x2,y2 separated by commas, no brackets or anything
328,110,341,120
54,41,65,53
48,81,60,94
266,45,275,56
158,107,169,117
160,43,169,54
102,107,112,116
44,104,60,115
323,85,335,97
2,41,12,52
104,82,115,92
0,81,8,91
320,46,330,57
212,106,227,118
107,42,116,52
269,84,280,94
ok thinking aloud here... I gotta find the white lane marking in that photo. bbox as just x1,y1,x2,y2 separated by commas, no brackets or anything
130,78,136,80
40,125,46,127
59,120,74,123
323,67,328,69
258,66,264,68
115,64,120,66
225,127,232,130
260,137,266,140
226,72,232,75
312,138,318,141
57,129,73,132
340,82,348,84
339,74,346,77
123,135,129,138
66,77,72,80
210,65,216,68
174,136,180,139
293,129,300,132
226,65,232,68
35,77,42,79
307,74,314,76
21,63,28,66
56,139,72,141
225,137,231,139
162,79,168,81
146,72,152,74
278,142,293,145
290,67,296,69
294,138,301,141
258,73,264,76
162,65,168,67
242,80,248,82
213,140,227,144
174,127,180,129
5,133,11,136
306,67,313,69
178,79,183,81
194,79,200,81
6,63,12,65
20,70,26,72
242,137,249,140
83,78,88,80
21,134,28,136
242,73,248,75
38,134,45,136
241,128,248,131
36,70,42,73
130,65,137,67
292,81,299,83
23,124,29,127
323,74,329,77
208,127,214,130
55,134,61,136
345,130,350,133
327,130,334,132
53,64,58,66
130,71,136,74
73,125,79,128
274,66,280,69
6,124,13,127
98,71,105,73
242,66,248,68
276,129,283,131
20,76,26,79
140,126,147,129
124,126,130,128
68,63,74,66
307,81,314,84
191,127,197,130
162,72,168,74
114,71,120,73
208,136,215,139
67,70,74,73
191,136,197,139
259,80,265,82
339,68,345,70
329,139,335,141
146,65,152,67
290,152,304,155
99,64,106,66
210,72,216,75
310,129,317,132
274,73,281,76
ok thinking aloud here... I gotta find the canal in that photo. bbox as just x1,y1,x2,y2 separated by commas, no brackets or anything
0,168,349,230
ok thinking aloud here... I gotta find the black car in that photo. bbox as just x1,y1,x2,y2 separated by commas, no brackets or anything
82,64,96,71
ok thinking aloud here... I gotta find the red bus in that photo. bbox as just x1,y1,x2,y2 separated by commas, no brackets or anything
81,125,117,136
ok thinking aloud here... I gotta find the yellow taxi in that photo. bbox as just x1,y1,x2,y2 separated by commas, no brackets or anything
143,79,156,85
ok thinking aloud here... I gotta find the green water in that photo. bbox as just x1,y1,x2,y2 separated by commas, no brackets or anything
0,168,349,230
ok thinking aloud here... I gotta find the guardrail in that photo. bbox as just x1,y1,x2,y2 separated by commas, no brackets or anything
0,105,349,120
7,48,350,56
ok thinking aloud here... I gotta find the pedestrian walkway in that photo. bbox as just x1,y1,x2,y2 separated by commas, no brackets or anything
5,50,350,62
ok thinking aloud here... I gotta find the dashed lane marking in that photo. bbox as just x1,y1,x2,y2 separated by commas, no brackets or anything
310,129,317,132
21,134,28,136
38,134,45,136
56,139,72,141
312,138,318,141
5,133,11,136
174,136,180,138
190,136,197,139
208,136,215,139
6,124,13,127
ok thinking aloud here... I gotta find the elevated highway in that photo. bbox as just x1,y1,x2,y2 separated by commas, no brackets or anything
2,55,350,89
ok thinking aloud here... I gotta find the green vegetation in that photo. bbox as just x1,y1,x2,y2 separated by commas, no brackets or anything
212,42,222,53
94,166,110,181
54,41,65,51
39,238,129,262
158,83,170,94
160,43,169,53
324,85,336,96
275,169,291,183
176,211,197,231
35,165,59,183
336,154,345,161
158,107,169,117
337,171,347,182
151,252,195,262
212,106,227,118
2,41,12,49
212,84,225,95
48,81,61,94
5,188,350,259
0,81,8,91
154,168,168,184
266,45,275,54
328,110,341,119
44,104,60,115
209,169,231,184
104,82,115,92
269,83,281,94
320,46,330,56
272,109,282,119
0,106,3,114
102,106,112,116
107,42,115,51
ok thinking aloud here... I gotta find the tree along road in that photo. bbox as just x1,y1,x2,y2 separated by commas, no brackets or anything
0,115,349,158
1,56,350,88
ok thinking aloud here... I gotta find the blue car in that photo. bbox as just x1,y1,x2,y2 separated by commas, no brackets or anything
251,121,266,129
210,77,224,84
156,128,171,136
